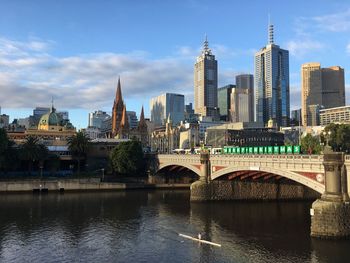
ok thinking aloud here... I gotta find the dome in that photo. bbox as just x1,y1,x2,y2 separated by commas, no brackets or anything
38,107,63,130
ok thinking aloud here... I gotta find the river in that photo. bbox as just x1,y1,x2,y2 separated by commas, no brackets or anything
0,190,349,263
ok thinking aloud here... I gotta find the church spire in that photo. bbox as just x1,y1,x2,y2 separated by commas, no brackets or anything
120,105,129,130
111,76,125,137
116,77,123,104
140,105,145,122
137,105,147,132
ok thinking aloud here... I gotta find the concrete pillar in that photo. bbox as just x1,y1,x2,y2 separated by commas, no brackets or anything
311,149,350,238
190,151,212,201
199,151,210,182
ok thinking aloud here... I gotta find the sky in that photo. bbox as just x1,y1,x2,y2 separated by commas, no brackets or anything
1,0,350,128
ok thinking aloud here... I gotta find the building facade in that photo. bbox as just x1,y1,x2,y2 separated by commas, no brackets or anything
194,37,219,120
126,111,138,129
206,122,284,148
184,103,198,122
321,66,345,109
320,106,350,126
150,115,180,153
0,114,9,128
301,63,345,126
255,24,290,127
179,123,200,149
150,93,184,127
291,109,302,126
301,63,322,126
230,87,250,123
218,85,234,121
88,110,110,129
236,74,254,122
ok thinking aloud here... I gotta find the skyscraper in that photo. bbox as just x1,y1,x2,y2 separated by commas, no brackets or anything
230,87,250,122
194,36,220,120
255,24,290,127
236,74,254,122
301,63,322,126
301,63,345,126
218,85,234,121
88,110,110,128
150,93,184,127
321,66,345,109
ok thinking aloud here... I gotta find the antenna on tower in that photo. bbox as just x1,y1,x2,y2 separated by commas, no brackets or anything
268,14,274,44
203,34,211,55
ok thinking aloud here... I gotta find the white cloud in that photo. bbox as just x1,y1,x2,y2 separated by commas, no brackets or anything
0,37,193,110
346,43,350,55
285,39,325,58
312,9,350,32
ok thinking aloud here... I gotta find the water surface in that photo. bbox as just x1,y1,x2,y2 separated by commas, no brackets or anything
0,190,349,263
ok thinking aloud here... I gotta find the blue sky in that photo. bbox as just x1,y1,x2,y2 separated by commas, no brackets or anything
1,0,350,128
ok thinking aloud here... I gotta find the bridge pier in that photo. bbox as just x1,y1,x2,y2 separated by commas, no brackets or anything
190,152,212,201
311,149,350,239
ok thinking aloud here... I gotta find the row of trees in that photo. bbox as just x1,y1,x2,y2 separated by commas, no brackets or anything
301,123,350,154
1,128,146,177
0,129,91,175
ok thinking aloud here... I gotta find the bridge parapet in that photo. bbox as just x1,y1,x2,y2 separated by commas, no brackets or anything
210,154,325,174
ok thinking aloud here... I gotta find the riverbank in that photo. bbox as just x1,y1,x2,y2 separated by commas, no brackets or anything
0,178,190,193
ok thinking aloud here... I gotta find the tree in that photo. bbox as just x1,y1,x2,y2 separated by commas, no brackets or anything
67,131,90,174
301,134,321,154
20,136,48,174
110,140,146,176
323,123,350,153
0,129,20,173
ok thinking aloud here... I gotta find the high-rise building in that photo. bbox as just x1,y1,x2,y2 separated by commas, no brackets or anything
33,107,50,117
255,24,290,127
301,63,322,126
194,36,220,120
218,85,234,121
150,93,184,127
291,109,302,125
301,63,345,126
230,87,250,122
126,111,138,129
236,74,254,122
321,66,345,109
307,104,322,126
88,110,110,129
184,103,198,122
0,113,9,128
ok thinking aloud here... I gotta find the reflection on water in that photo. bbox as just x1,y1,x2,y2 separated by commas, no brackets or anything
0,190,349,263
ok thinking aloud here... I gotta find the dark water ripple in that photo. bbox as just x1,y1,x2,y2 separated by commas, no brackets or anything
0,190,349,263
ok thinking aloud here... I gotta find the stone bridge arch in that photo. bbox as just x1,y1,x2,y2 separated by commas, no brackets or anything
157,163,201,177
211,165,325,194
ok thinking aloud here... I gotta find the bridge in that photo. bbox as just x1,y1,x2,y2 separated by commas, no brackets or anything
156,154,350,195
154,152,350,239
